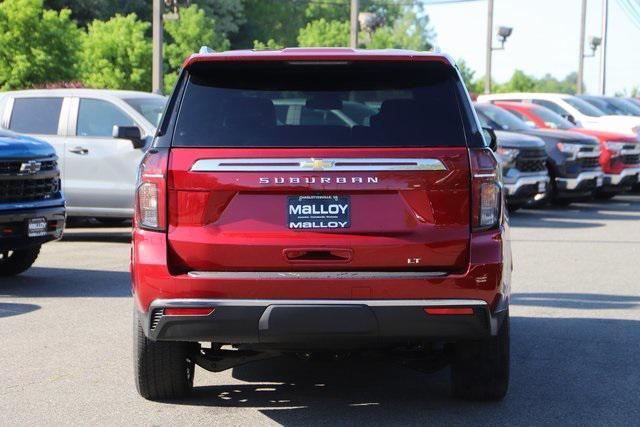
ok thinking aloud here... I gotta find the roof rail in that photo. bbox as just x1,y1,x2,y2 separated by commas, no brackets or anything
199,46,215,54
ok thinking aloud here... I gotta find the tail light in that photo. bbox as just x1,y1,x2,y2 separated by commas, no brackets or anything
470,148,502,231
135,148,169,231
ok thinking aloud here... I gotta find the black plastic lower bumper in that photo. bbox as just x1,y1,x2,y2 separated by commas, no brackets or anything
0,205,65,251
142,298,508,349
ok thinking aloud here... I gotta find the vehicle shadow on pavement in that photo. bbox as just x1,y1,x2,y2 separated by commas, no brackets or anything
510,195,640,229
0,302,40,318
0,267,130,298
176,316,639,425
512,293,640,310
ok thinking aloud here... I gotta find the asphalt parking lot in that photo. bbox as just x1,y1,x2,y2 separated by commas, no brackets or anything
1,196,639,426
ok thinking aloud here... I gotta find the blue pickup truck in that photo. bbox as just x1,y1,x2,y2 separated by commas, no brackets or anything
1,129,65,276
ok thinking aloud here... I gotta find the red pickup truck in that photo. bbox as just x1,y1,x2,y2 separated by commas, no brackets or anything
131,48,512,401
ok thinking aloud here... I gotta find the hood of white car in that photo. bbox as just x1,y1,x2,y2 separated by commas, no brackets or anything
581,115,640,137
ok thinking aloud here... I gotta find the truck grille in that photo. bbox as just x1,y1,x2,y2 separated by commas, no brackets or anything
578,157,600,169
0,177,60,202
622,154,640,165
0,159,57,174
516,148,547,172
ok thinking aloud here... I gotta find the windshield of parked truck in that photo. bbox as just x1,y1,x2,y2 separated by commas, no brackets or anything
172,61,471,148
474,103,530,132
564,97,605,117
531,105,575,129
124,97,167,127
606,97,640,116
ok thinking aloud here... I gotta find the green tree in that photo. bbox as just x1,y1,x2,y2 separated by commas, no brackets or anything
78,13,151,91
496,69,537,93
533,72,577,94
232,0,307,49
44,0,150,27
197,0,246,38
253,39,284,50
0,0,80,90
365,10,432,51
456,59,483,95
305,0,403,27
298,19,350,47
164,4,230,92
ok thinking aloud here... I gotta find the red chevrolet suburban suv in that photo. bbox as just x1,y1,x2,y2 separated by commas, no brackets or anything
132,48,512,402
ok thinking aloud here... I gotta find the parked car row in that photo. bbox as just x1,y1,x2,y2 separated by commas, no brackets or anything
474,92,640,209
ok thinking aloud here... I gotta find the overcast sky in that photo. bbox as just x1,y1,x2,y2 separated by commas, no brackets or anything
426,0,640,95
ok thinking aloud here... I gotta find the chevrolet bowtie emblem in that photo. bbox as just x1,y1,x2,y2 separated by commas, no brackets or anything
19,160,42,174
301,159,334,170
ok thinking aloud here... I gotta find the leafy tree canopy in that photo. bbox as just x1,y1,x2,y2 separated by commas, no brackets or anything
164,4,230,92
0,0,81,90
298,19,350,47
78,13,152,91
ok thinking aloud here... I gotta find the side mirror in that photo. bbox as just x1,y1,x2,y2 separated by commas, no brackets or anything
113,125,144,149
562,114,577,125
482,127,498,152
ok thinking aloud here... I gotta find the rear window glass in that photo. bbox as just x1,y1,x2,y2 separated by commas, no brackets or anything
173,61,469,148
9,97,63,135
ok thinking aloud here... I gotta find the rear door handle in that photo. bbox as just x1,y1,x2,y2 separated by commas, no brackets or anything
68,146,89,155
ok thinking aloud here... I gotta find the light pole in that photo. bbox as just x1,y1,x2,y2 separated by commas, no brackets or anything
152,0,163,94
484,0,513,94
578,35,602,94
350,0,359,48
577,0,587,94
599,0,609,95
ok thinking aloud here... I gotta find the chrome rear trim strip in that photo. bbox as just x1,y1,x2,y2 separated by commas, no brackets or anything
151,298,487,308
190,158,447,172
188,271,448,279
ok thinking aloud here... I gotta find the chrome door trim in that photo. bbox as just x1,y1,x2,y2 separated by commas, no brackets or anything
190,158,447,172
188,271,448,279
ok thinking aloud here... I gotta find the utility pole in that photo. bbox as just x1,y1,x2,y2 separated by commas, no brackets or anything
599,0,609,95
484,0,494,94
152,0,163,94
577,0,587,94
350,0,359,48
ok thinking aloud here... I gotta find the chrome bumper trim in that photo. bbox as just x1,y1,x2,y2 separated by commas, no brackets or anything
504,175,550,196
605,167,640,186
188,271,448,279
150,298,488,309
557,171,604,190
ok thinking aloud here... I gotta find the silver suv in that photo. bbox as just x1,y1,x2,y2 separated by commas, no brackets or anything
0,89,166,221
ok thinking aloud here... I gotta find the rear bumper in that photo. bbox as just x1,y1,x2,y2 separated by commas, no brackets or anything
131,226,512,347
142,297,508,346
603,167,640,187
0,205,65,250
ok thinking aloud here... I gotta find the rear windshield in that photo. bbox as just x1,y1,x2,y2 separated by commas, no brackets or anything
172,61,469,148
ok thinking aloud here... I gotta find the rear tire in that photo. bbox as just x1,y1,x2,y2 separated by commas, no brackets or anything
134,310,195,401
0,246,41,276
451,313,510,401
